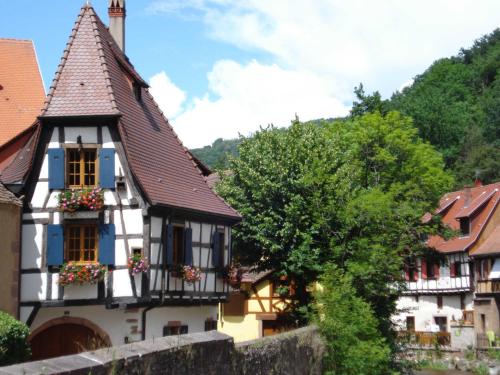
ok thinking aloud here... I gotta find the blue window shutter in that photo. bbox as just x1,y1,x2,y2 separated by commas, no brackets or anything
48,149,65,189
47,224,64,266
165,224,174,265
211,231,220,267
184,228,193,265
99,224,115,265
99,148,115,189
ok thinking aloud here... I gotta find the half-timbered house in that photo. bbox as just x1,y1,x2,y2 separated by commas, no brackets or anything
0,1,240,360
218,270,294,342
395,181,500,347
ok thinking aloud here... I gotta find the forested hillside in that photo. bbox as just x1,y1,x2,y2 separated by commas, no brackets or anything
389,29,500,184
192,29,500,184
190,138,240,170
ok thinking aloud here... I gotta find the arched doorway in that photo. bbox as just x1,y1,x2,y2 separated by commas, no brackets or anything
29,317,111,360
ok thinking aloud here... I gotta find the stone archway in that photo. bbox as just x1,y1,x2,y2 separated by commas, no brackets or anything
29,316,112,360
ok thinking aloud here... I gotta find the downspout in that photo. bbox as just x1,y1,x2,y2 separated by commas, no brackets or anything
141,304,157,341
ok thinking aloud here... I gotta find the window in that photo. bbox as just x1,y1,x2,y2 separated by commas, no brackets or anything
216,230,225,268
426,259,439,279
67,148,97,188
163,324,188,336
406,316,415,331
477,259,490,281
460,218,470,236
434,316,447,332
65,224,98,263
205,319,218,331
454,262,462,277
437,295,443,309
173,225,185,265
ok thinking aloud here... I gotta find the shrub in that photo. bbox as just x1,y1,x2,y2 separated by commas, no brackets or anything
0,311,31,365
315,265,393,375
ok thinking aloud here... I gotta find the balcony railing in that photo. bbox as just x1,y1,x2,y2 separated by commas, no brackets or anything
476,279,500,294
477,332,500,348
398,331,451,347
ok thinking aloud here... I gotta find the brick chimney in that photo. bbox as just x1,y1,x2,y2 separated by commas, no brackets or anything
109,0,125,52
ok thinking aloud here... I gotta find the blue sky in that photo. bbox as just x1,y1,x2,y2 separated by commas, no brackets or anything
1,1,500,148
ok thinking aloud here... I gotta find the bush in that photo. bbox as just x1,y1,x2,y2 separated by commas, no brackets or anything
315,265,393,375
0,311,31,365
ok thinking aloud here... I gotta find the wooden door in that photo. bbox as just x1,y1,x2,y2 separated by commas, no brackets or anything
30,323,107,360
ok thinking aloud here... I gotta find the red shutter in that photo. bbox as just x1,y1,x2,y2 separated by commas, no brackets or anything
421,259,427,279
450,262,456,278
404,264,410,281
435,263,440,278
413,267,419,281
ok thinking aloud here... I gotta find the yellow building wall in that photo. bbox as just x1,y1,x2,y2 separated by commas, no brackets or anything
218,307,261,342
218,279,273,342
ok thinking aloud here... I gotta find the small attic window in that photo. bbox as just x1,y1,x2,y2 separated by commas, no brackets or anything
133,82,142,102
460,217,470,236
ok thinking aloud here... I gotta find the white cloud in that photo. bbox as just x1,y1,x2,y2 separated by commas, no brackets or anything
147,0,500,147
148,71,186,118
150,60,349,148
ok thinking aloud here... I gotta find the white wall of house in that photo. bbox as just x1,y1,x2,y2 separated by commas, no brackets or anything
27,305,217,346
394,293,474,332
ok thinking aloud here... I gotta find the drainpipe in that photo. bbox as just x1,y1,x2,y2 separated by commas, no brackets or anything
141,305,157,341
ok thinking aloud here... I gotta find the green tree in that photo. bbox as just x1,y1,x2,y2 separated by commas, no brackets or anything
350,83,389,118
217,111,453,339
316,265,392,375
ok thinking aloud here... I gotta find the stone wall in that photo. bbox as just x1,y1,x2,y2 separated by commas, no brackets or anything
0,325,325,375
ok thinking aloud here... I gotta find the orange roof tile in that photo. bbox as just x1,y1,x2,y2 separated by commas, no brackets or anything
427,182,500,253
473,225,500,256
0,39,45,145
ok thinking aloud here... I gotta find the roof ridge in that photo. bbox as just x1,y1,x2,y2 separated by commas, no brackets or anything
0,38,33,43
41,7,86,115
87,7,119,113
143,87,241,217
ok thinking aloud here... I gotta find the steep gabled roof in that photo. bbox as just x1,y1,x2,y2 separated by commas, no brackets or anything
11,5,240,221
42,7,119,117
427,182,500,253
0,39,45,145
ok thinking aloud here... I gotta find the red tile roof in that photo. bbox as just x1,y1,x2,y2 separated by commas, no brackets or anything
427,182,500,253
4,5,240,221
474,225,500,256
0,39,45,145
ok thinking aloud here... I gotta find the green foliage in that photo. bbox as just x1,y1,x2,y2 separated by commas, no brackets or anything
217,111,453,353
389,28,500,184
351,83,389,118
315,266,392,375
0,311,31,365
473,363,489,375
190,138,241,169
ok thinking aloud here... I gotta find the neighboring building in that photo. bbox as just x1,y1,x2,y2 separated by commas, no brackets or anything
394,181,500,348
0,39,45,319
467,184,500,344
218,270,294,342
0,1,240,360
0,183,22,318
0,38,45,146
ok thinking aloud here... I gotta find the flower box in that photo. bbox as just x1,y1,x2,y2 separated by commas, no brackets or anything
128,254,149,275
58,187,104,212
169,265,202,284
58,262,107,286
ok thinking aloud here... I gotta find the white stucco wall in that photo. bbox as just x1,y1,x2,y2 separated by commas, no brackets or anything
394,293,474,332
